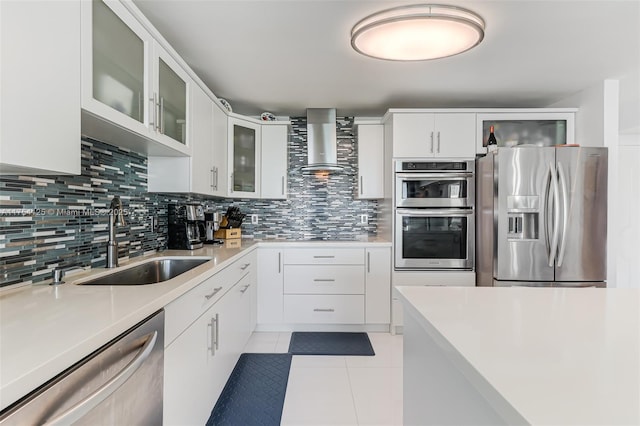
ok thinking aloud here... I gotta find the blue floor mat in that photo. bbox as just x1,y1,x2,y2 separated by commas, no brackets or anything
206,353,292,426
288,332,375,356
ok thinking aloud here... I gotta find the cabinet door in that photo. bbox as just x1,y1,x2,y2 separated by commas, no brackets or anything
257,248,284,324
261,125,288,199
1,0,80,175
190,84,214,195
392,113,435,158
164,310,216,425
433,113,476,158
357,125,384,199
365,247,391,324
213,284,244,396
211,102,229,197
81,0,150,137
228,117,261,198
152,43,190,147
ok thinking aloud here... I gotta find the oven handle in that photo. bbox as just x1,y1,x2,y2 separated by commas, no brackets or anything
395,172,474,179
396,208,474,217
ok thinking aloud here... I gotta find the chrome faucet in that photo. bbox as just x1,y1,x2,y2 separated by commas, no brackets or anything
107,196,126,268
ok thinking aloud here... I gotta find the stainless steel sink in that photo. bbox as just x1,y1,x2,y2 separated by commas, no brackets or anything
79,257,211,285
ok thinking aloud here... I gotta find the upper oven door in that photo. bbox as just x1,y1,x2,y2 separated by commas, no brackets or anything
395,172,475,208
395,208,475,270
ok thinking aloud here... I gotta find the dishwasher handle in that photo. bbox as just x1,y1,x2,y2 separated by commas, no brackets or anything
43,331,158,426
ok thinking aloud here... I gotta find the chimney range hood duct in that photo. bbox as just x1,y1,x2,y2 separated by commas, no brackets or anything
301,108,343,172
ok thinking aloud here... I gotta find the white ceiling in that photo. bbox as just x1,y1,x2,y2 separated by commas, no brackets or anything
133,0,640,131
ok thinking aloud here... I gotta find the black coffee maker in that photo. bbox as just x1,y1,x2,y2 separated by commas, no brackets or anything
168,203,205,250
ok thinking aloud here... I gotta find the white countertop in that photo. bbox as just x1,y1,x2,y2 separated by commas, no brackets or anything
396,286,640,425
254,237,392,247
0,238,390,411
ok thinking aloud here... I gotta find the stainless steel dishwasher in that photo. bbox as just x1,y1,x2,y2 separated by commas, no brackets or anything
0,310,164,425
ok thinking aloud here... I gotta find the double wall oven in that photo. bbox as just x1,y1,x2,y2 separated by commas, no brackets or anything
394,160,475,270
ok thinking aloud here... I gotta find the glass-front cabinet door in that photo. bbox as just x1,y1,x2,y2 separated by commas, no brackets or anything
81,0,191,154
228,117,261,198
153,44,189,146
81,0,150,135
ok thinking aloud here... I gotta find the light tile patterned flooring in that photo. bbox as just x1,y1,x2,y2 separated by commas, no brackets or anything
242,332,403,425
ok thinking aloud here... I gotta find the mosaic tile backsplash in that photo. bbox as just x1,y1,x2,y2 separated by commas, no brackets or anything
0,116,377,287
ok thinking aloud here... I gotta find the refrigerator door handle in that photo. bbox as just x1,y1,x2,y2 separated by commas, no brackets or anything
548,162,561,267
557,162,570,267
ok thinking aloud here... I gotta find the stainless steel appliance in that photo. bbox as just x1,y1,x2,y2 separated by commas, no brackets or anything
395,160,475,208
0,310,164,425
394,160,475,270
204,210,223,245
476,146,608,287
168,203,204,250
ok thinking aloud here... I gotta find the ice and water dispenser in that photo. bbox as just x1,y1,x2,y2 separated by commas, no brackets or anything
506,195,540,240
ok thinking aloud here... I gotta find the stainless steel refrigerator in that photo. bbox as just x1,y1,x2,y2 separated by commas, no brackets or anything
476,146,608,287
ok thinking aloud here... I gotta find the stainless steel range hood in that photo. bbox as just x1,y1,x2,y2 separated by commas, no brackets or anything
301,108,343,172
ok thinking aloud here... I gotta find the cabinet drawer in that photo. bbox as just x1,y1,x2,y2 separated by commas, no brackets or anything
284,248,364,265
219,251,255,288
284,265,364,295
283,295,364,324
164,251,256,347
165,272,228,347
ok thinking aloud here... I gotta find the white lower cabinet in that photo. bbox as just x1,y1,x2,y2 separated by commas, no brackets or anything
164,297,226,426
282,247,366,324
263,246,391,327
284,265,365,295
257,248,283,325
365,247,391,324
283,295,365,324
163,251,256,425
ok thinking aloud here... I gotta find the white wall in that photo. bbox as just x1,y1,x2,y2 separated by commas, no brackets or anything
549,80,639,288
549,80,614,146
615,134,640,288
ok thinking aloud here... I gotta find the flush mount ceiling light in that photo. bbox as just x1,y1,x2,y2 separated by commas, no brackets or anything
351,4,485,61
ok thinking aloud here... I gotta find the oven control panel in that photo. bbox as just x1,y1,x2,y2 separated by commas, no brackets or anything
398,161,471,172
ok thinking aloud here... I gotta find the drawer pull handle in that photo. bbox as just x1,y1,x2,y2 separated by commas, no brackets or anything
205,287,223,300
214,313,220,350
208,317,216,356
313,256,335,259
313,279,335,283
313,308,335,312
240,263,251,270
240,284,251,293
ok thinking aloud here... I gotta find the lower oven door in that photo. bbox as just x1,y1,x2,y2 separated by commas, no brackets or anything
395,208,475,270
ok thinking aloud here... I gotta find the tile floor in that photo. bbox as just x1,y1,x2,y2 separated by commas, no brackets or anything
242,332,403,426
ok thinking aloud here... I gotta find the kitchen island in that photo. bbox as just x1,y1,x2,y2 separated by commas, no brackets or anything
396,286,640,425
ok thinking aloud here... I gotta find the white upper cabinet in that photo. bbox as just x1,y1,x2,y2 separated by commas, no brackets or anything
189,85,215,195
152,43,190,148
147,84,213,194
0,0,81,175
80,0,190,156
228,117,261,198
356,124,384,199
389,112,476,158
210,102,229,197
260,124,288,199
